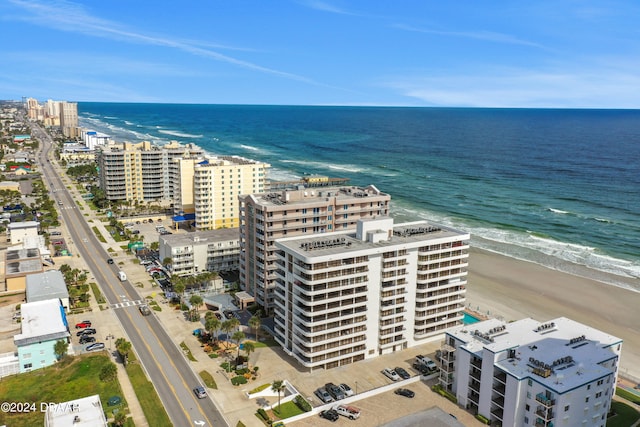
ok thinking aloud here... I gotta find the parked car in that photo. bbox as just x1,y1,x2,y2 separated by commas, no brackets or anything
314,387,335,404
332,404,361,420
193,386,207,399
319,409,339,422
325,382,345,400
395,366,411,380
76,328,96,336
415,354,437,371
394,388,415,398
107,258,114,264
413,362,431,375
85,342,105,352
75,321,92,329
382,368,401,381
79,335,96,344
339,383,354,397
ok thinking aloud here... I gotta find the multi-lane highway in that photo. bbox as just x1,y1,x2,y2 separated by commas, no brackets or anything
33,120,227,427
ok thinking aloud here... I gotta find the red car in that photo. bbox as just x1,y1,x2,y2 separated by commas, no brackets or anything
75,321,92,329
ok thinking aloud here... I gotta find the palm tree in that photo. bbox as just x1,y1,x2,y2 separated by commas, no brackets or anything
249,315,261,341
228,316,240,333
115,338,132,366
232,330,245,366
271,380,286,414
172,278,185,307
113,411,127,427
189,294,203,316
221,320,234,343
205,316,220,344
243,341,255,369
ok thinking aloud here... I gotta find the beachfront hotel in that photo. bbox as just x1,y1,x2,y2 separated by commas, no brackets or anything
440,317,622,427
238,185,391,313
272,216,470,369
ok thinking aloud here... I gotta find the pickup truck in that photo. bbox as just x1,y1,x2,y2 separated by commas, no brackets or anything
332,404,361,420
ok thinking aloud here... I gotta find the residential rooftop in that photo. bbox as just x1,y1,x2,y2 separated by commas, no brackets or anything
448,317,622,394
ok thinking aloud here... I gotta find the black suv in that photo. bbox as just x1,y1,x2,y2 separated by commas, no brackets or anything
319,409,339,422
325,382,345,400
76,328,96,337
79,335,96,344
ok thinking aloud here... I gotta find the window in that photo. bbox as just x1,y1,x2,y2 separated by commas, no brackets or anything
23,353,31,359
585,397,589,402
564,405,570,412
528,379,532,386
23,363,32,369
525,404,530,411
524,417,529,424
595,392,602,398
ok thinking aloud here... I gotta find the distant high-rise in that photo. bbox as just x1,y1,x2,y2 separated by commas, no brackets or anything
238,185,391,312
59,101,78,138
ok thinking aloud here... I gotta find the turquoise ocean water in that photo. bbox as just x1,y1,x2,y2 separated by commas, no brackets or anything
77,103,640,291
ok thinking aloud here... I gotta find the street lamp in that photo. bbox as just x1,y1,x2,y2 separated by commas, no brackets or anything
355,381,358,395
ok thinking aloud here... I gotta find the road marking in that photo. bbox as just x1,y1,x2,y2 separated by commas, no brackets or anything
112,300,145,309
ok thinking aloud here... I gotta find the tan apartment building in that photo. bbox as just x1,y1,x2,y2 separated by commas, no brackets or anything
239,185,391,312
59,101,78,138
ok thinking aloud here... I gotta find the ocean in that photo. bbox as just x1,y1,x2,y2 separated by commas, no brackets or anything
77,103,640,291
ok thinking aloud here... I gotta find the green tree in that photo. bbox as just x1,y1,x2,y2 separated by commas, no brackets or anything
189,294,203,315
249,315,261,341
243,341,255,369
271,380,286,414
115,338,132,366
54,339,69,360
113,411,127,427
232,330,246,365
172,278,185,306
205,316,220,344
99,362,118,382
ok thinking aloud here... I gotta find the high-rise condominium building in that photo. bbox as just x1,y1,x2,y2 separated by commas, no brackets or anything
239,185,391,312
190,156,269,230
59,101,78,138
97,141,203,204
440,317,621,427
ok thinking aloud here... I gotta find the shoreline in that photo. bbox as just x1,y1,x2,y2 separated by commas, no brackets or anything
466,247,640,381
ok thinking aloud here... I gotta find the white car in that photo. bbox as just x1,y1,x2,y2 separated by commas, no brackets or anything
339,383,354,397
382,368,401,381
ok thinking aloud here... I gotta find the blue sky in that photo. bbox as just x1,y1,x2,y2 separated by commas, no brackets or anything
1,0,639,107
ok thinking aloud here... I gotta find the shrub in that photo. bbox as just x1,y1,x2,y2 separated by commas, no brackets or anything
257,408,269,421
475,414,490,424
235,368,249,375
294,394,312,412
231,375,248,386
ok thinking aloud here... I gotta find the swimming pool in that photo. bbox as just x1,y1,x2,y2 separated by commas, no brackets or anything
463,312,481,325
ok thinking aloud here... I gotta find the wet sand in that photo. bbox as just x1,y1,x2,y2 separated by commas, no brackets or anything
465,248,640,381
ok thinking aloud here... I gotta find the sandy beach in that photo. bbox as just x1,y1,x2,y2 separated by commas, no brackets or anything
465,248,640,382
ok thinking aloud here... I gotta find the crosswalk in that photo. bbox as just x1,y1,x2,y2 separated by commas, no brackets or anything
112,299,145,309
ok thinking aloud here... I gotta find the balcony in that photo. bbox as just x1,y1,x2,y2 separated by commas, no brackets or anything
535,406,555,420
535,393,556,407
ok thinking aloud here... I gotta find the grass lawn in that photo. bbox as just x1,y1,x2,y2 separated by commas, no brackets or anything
252,337,278,348
616,387,640,405
0,354,126,427
607,401,640,426
125,351,172,426
199,370,218,389
270,400,304,420
180,341,197,361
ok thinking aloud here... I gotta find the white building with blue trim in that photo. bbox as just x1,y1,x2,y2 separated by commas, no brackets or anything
14,299,71,373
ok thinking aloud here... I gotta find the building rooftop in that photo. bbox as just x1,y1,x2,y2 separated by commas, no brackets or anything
160,228,239,247
276,219,468,259
448,317,622,393
43,394,108,427
26,270,69,303
14,299,69,346
8,221,39,230
247,184,388,208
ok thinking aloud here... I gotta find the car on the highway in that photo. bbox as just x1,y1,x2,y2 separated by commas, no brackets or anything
193,386,207,399
76,328,96,336
382,368,401,381
85,342,105,352
139,305,152,316
394,388,415,398
75,321,92,329
319,409,339,422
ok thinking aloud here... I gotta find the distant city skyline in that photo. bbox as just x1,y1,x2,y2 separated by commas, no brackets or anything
2,0,640,108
